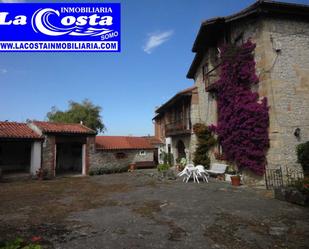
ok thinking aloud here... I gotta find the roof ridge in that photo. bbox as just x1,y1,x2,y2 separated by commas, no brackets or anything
33,120,87,126
0,121,27,124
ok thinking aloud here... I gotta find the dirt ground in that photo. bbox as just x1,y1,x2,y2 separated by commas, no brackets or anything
0,170,308,249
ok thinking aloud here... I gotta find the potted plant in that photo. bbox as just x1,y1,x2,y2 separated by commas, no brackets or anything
128,163,136,172
224,165,236,182
36,168,49,180
178,157,187,172
230,173,241,186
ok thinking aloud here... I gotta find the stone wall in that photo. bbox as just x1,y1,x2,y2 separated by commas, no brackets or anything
194,47,219,127
41,135,55,177
230,17,309,172
170,135,191,162
89,149,154,171
259,17,309,172
87,136,96,174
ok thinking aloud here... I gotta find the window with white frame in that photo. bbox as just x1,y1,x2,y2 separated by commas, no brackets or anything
139,150,146,156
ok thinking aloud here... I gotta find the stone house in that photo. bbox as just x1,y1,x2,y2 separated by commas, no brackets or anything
153,86,199,163
91,136,155,170
154,0,309,180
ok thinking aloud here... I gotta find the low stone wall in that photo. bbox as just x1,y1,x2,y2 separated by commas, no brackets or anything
89,149,154,172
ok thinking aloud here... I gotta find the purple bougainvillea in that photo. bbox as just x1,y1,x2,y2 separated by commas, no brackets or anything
210,40,269,175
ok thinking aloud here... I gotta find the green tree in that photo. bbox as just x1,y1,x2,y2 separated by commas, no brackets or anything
47,99,105,133
193,123,216,168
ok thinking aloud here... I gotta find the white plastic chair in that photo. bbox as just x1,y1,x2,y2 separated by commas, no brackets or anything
177,166,190,182
177,164,194,182
185,164,199,183
195,165,209,183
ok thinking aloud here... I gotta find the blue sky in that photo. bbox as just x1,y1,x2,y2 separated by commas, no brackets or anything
0,0,308,135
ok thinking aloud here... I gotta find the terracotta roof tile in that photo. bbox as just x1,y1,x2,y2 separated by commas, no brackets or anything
96,136,154,150
0,122,42,140
33,121,96,135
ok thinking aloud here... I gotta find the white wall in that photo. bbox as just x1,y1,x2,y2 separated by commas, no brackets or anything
30,141,42,175
82,144,86,175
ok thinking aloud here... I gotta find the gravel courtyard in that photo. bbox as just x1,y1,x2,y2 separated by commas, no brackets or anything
0,169,308,249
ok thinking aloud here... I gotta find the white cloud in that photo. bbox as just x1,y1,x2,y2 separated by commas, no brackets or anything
143,30,174,54
0,0,25,2
0,68,7,74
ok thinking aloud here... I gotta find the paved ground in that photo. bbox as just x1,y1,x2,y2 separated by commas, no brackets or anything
0,169,308,249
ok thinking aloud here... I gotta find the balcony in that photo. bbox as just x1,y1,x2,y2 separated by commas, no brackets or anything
165,118,192,137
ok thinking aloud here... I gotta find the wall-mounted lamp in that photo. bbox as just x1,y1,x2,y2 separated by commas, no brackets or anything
294,128,301,138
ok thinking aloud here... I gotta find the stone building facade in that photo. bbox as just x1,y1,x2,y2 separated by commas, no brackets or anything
155,1,309,181
153,86,200,163
90,136,155,172
29,121,96,177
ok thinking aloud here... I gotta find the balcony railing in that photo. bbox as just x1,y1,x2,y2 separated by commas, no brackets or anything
165,118,192,136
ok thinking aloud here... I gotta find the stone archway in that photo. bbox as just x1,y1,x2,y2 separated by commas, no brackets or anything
176,140,186,159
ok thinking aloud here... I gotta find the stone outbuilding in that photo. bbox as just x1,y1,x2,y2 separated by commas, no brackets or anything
0,122,43,176
29,121,97,177
91,136,155,171
0,121,97,178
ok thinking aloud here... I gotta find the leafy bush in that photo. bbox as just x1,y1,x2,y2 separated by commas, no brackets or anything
296,141,309,173
89,164,129,175
0,238,41,249
157,164,170,172
193,123,216,168
292,177,309,196
162,152,174,166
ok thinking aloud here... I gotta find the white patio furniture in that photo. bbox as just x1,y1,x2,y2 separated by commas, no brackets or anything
183,164,199,183
178,164,205,183
205,163,227,176
195,165,209,183
177,166,191,182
